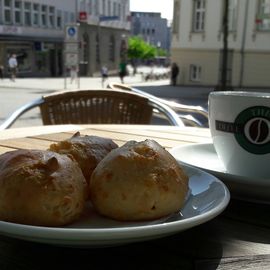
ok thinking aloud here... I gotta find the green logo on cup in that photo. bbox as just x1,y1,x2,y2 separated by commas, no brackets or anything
235,106,270,154
216,106,270,154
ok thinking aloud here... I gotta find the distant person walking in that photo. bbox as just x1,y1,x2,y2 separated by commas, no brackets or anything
171,62,179,86
101,65,108,88
0,64,4,80
8,54,18,82
70,65,78,84
119,62,127,84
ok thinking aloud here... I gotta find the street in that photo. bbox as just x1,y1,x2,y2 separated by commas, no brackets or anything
0,73,267,129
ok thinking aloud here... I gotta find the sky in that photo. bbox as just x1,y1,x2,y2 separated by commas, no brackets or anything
130,0,173,21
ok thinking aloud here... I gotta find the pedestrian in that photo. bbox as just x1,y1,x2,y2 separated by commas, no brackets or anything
0,64,4,80
70,65,78,84
8,54,18,82
119,62,127,84
171,62,179,86
101,65,108,88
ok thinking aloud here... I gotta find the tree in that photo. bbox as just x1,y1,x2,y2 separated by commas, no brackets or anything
128,36,157,60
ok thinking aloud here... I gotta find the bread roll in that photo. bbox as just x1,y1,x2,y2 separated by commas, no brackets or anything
49,132,118,185
90,139,189,221
0,149,87,226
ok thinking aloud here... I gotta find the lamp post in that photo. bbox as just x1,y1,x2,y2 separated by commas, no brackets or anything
220,0,229,91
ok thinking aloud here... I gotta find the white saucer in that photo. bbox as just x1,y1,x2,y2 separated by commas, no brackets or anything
0,164,229,247
170,143,270,203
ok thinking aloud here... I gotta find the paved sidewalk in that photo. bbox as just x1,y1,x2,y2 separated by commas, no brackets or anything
1,74,268,128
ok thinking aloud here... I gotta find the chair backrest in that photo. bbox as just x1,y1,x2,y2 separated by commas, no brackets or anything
40,89,153,125
108,82,209,127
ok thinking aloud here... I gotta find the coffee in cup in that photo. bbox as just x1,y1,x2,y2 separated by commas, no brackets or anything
208,91,270,179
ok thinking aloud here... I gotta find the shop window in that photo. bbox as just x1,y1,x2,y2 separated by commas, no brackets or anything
109,35,115,62
82,33,89,64
192,0,206,32
35,52,48,72
24,2,32,26
190,64,202,81
14,0,22,25
257,0,270,31
96,34,100,63
7,47,32,73
4,0,12,24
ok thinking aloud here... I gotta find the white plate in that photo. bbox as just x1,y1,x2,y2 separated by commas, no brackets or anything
0,164,229,247
170,144,270,203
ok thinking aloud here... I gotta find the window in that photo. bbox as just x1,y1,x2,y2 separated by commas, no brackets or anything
41,5,47,27
64,11,69,24
80,0,86,11
56,10,62,28
113,2,117,16
88,0,92,14
190,64,202,81
70,12,75,22
94,0,98,16
4,0,12,24
108,1,111,16
192,0,206,32
218,49,233,85
49,6,55,27
173,1,180,34
109,35,115,62
118,3,121,19
33,4,39,26
102,0,106,15
24,2,32,26
96,34,100,63
228,0,238,31
14,0,22,25
257,0,270,31
122,3,126,21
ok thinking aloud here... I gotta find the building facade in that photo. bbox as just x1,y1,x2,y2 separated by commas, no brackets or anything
171,0,270,88
130,11,171,52
76,0,130,76
0,0,76,77
0,0,130,77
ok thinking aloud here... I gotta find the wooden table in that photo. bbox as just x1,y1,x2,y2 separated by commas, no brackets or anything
0,124,270,270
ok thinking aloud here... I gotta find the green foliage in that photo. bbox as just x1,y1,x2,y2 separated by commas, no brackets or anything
156,48,167,57
127,36,166,60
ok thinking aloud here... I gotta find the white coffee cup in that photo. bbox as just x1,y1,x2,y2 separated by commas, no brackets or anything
208,91,270,179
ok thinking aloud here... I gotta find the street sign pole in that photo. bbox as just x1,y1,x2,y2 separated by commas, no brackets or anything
64,24,80,89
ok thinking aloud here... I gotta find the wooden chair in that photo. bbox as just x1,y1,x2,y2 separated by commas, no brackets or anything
0,89,184,130
108,82,209,127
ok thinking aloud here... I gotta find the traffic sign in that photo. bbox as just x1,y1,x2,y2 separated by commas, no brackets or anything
65,43,79,53
65,24,79,42
65,53,79,66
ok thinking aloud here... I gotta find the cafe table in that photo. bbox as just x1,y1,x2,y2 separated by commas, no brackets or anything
0,124,270,270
